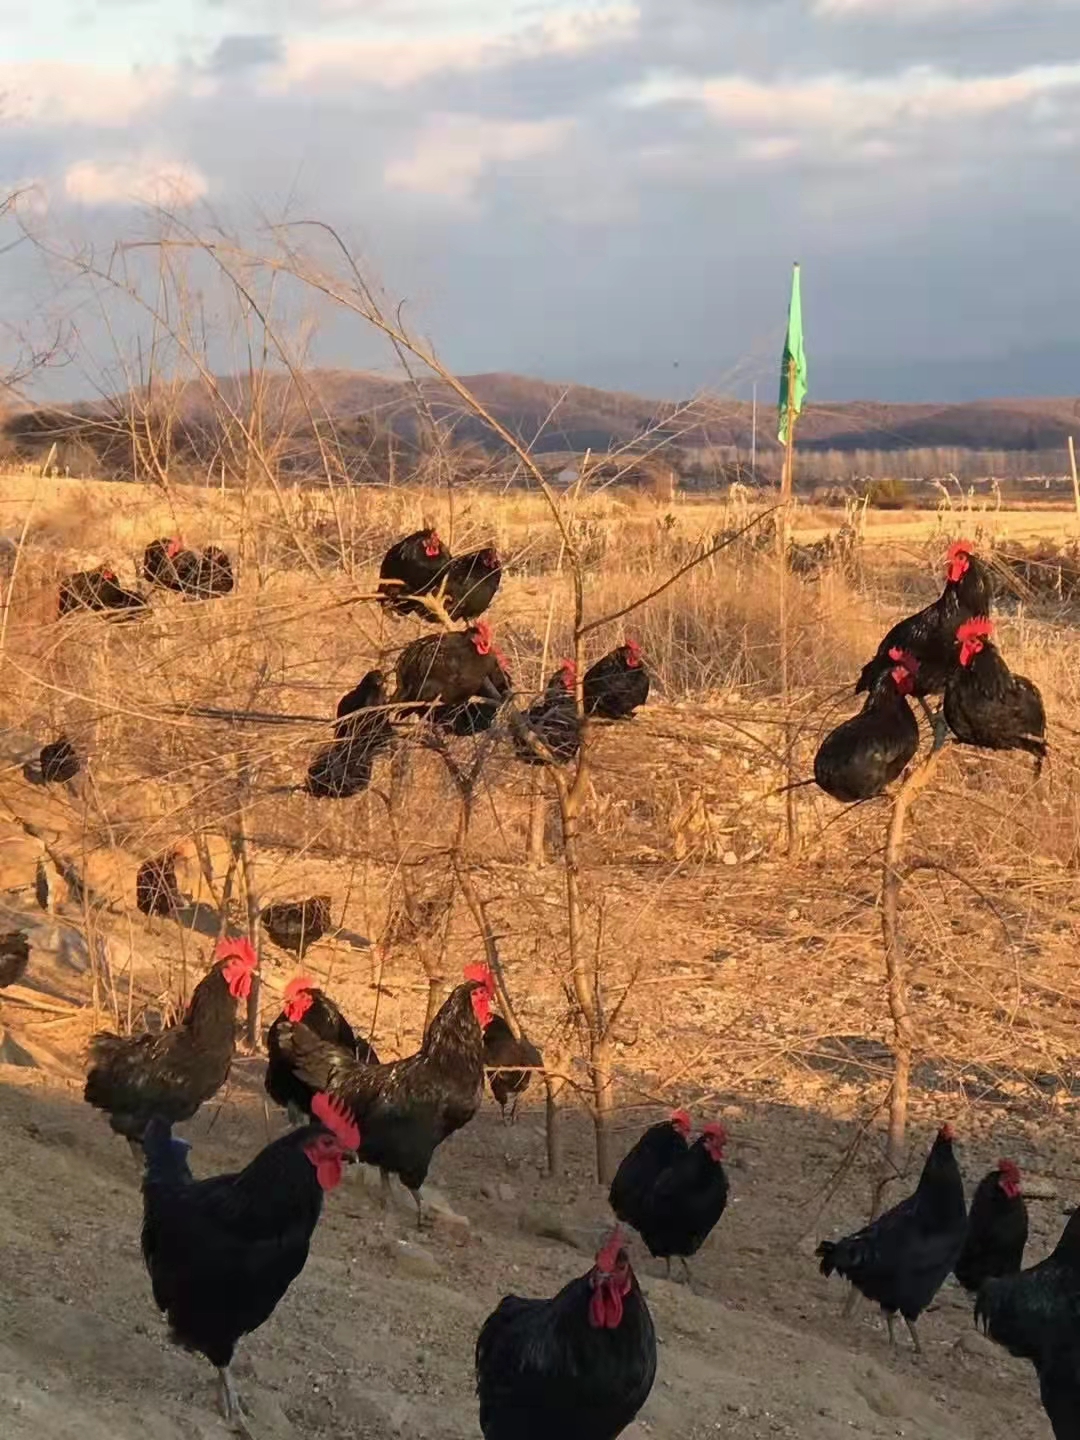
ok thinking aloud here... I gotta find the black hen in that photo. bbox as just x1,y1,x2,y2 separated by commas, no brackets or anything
513,660,581,765
260,896,333,958
482,1014,543,1122
140,1093,358,1430
976,1208,1080,1440
142,537,187,589
378,527,450,617
476,1229,657,1440
39,735,80,784
271,964,494,1219
609,1110,692,1227
584,642,649,720
817,1122,967,1351
266,976,379,1123
174,545,234,599
630,1123,730,1283
955,1159,1027,1293
396,623,513,711
814,650,920,802
432,698,503,736
944,618,1047,768
84,938,258,1153
136,853,184,918
306,671,396,799
59,565,147,617
856,540,993,696
0,931,30,989
442,547,502,621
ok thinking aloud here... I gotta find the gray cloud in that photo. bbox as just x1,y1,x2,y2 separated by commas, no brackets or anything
204,33,284,74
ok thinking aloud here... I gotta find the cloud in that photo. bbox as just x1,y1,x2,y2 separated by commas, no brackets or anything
384,113,574,202
63,156,209,207
0,62,175,127
205,34,284,75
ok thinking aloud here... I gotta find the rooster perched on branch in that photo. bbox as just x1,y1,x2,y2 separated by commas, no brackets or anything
814,648,920,802
513,660,581,765
944,617,1047,769
396,623,512,712
377,527,450,616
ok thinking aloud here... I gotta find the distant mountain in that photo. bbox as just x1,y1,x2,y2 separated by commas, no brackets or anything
4,369,1079,475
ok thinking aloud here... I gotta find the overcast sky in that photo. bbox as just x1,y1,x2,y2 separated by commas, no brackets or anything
2,0,1080,401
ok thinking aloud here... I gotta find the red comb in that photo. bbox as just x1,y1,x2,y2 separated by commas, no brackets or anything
595,1226,625,1273
284,975,315,1001
938,1121,956,1142
463,962,495,995
311,1092,360,1151
956,617,993,642
947,539,975,559
670,1108,691,1131
887,647,919,673
998,1157,1021,1177
214,937,258,968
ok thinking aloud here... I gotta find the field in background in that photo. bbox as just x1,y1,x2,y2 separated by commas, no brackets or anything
2,470,1079,1439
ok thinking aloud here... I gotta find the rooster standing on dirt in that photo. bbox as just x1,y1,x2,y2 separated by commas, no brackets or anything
59,565,147,617
813,649,920,802
377,527,450,616
266,976,379,1125
817,1122,967,1352
513,661,581,765
140,1092,358,1435
626,1121,730,1285
955,1160,1028,1294
136,853,184,917
475,1227,657,1440
944,618,1047,769
609,1110,692,1226
83,937,258,1157
856,540,993,696
39,735,80,784
396,623,512,712
271,963,495,1222
976,1208,1080,1439
583,641,649,720
260,896,333,959
482,1014,543,1122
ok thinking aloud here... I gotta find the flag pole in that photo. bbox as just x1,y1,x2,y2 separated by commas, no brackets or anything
777,262,803,857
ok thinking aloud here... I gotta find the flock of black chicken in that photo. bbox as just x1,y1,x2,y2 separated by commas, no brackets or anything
14,527,1072,1437
814,539,1047,803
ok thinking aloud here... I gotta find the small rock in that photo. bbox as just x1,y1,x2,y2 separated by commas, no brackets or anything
389,1239,442,1280
497,1182,517,1203
722,851,738,867
955,1330,999,1361
518,1205,589,1251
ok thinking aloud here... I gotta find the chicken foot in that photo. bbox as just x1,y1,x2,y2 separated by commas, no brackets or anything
218,1365,254,1439
885,1312,922,1355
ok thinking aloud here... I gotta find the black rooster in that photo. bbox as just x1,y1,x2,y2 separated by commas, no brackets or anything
84,938,259,1156
175,545,234,599
0,931,30,989
944,618,1047,768
396,623,513,711
142,537,187,589
476,1227,657,1440
140,1092,358,1432
628,1122,730,1284
976,1208,1080,1440
59,565,147,617
271,963,495,1222
39,735,80,784
856,539,993,696
432,698,503,736
817,1122,967,1351
442,546,502,621
260,896,333,958
306,671,396,798
266,975,379,1124
584,641,649,720
955,1159,1027,1293
814,649,920,802
513,660,581,765
136,853,184,917
609,1109,692,1227
483,1014,543,1122
378,527,450,616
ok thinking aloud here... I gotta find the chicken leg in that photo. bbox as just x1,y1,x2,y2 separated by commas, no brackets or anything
218,1365,253,1439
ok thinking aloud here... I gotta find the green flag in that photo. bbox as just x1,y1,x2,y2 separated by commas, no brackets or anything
778,262,807,444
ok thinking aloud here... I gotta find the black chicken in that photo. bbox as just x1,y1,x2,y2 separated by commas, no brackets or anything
856,540,993,696
609,1109,692,1227
84,937,258,1156
396,623,513,711
513,660,581,766
629,1122,730,1284
175,545,234,599
432,698,503,736
271,963,495,1222
955,1159,1027,1293
0,931,30,989
583,641,649,720
482,1014,543,1122
266,976,379,1124
39,735,80,784
260,896,333,958
136,853,184,918
944,618,1047,768
813,649,920,802
476,1228,657,1440
817,1122,967,1351
140,1091,358,1432
378,527,450,616
58,565,147,617
306,671,396,799
442,546,502,621
976,1208,1080,1440
142,536,187,589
